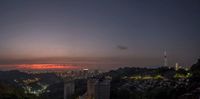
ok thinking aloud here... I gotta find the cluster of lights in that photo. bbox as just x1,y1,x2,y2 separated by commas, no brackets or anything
174,73,192,78
23,83,49,96
123,75,164,80
23,78,40,85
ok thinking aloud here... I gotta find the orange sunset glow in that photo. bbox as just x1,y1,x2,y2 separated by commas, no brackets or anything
17,64,80,70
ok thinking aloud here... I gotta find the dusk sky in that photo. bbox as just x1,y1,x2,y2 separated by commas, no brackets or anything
0,0,200,70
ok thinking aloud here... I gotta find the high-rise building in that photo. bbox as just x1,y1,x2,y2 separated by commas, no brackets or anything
79,77,111,99
87,79,97,99
83,69,89,78
64,77,75,99
94,78,111,99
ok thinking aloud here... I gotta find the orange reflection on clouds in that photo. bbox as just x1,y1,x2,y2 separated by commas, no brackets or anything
17,64,80,70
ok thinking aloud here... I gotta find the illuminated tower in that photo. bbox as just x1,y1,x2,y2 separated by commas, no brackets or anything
164,51,168,66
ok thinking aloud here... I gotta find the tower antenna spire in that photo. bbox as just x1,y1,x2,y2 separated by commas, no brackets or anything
164,50,168,66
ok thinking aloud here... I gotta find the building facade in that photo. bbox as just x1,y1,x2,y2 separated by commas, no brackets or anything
64,78,75,99
79,77,111,99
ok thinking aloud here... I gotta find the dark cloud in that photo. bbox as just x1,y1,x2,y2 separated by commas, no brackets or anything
117,45,128,50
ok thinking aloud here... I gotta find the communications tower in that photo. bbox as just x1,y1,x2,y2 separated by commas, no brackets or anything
164,51,168,66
